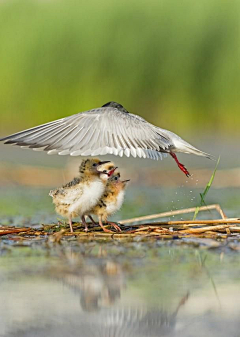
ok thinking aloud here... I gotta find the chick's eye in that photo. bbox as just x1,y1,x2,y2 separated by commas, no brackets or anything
92,163,97,167
103,170,107,173
114,177,118,180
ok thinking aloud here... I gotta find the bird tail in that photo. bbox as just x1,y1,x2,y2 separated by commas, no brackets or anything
171,138,214,160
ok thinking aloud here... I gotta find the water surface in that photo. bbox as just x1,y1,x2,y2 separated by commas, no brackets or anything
0,239,240,337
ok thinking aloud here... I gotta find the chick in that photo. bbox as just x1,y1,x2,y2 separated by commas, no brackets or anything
89,172,130,233
87,161,117,226
98,161,116,181
49,158,111,232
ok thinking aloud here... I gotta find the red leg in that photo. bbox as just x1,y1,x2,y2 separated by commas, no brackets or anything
106,221,122,232
170,152,191,177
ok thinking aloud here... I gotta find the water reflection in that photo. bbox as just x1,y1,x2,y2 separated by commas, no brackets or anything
0,241,240,337
53,255,124,312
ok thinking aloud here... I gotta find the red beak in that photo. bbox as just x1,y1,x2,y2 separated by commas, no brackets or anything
108,167,118,176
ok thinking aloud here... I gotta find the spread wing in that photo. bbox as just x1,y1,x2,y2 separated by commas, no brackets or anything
0,107,173,160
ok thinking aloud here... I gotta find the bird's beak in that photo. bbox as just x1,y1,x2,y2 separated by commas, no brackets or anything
98,160,111,166
97,160,111,173
108,167,118,177
122,179,130,183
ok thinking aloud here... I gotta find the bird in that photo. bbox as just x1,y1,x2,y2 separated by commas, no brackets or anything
88,171,130,233
86,160,118,227
0,101,213,177
49,158,113,232
96,160,117,181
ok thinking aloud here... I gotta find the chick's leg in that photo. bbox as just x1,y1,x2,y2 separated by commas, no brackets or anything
81,215,88,232
106,221,122,232
88,215,97,226
98,216,114,233
68,215,73,233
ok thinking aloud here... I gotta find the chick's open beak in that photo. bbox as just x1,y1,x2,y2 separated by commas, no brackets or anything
108,166,118,176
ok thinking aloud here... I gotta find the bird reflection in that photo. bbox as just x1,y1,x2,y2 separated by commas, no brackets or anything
6,292,189,337
48,249,189,336
76,293,189,337
57,259,123,312
5,246,190,337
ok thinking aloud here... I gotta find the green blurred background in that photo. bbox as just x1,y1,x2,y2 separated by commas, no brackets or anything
0,0,239,136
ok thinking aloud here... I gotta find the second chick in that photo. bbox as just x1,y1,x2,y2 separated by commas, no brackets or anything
89,172,130,233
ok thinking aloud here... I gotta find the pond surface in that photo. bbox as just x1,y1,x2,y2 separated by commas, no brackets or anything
0,239,240,337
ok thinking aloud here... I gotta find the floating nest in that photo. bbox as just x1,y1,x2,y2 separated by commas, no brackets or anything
1,204,240,242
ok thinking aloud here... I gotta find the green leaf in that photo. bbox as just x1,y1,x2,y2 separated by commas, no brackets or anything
193,156,220,220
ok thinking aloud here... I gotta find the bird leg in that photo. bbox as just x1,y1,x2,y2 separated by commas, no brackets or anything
88,215,97,226
106,221,122,232
68,215,73,233
170,152,191,177
98,216,114,233
81,216,88,232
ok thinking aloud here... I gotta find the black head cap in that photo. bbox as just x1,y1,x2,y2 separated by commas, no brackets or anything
102,101,129,113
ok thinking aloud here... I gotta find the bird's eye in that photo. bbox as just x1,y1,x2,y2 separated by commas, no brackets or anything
103,170,107,173
114,177,118,180
92,163,97,167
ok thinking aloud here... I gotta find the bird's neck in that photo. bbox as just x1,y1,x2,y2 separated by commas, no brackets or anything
104,184,120,199
80,170,101,183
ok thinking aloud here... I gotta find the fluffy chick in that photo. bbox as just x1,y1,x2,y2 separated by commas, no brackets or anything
87,161,116,225
89,172,130,233
98,161,116,181
49,158,110,232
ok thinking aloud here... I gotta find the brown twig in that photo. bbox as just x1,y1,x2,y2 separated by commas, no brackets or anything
181,224,232,234
142,218,240,226
119,204,227,225
0,228,31,236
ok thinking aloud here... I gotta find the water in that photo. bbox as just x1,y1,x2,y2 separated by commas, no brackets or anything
0,239,240,337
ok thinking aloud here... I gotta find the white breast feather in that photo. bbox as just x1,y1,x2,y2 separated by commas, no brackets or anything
69,178,105,215
106,190,125,216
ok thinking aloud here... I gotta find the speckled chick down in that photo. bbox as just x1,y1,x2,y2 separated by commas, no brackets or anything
89,172,128,222
49,158,109,220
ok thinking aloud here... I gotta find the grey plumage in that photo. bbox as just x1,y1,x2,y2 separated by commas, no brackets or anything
0,101,212,161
